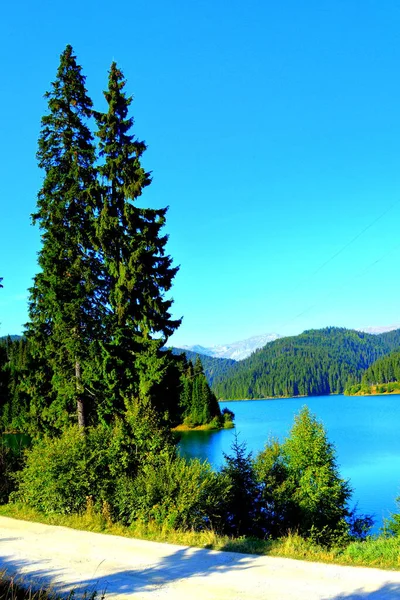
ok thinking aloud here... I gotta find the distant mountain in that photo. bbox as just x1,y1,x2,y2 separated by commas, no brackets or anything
359,324,400,335
0,335,22,343
212,327,400,400
180,333,281,361
170,348,236,386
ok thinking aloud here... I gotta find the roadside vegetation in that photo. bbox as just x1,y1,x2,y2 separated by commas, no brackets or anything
0,574,103,600
4,404,400,570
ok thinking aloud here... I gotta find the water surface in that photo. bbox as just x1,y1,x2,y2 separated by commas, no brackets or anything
177,394,400,530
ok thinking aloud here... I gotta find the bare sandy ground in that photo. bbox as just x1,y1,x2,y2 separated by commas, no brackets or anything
1,516,400,599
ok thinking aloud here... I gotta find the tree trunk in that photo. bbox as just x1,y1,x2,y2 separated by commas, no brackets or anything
75,360,85,429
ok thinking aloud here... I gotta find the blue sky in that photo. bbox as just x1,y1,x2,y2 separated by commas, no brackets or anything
1,0,400,346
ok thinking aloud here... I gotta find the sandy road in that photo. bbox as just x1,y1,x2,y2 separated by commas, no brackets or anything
1,516,400,600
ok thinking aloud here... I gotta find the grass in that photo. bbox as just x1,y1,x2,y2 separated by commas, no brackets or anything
0,573,104,600
1,504,400,570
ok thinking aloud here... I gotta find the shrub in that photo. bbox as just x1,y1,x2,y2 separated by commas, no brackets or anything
113,453,229,531
12,422,138,514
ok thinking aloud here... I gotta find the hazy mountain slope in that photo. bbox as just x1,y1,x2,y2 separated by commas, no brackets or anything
212,327,400,400
171,348,236,386
359,324,400,334
180,333,280,361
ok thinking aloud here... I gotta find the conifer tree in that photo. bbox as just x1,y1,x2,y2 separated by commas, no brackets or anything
27,45,101,431
94,63,181,411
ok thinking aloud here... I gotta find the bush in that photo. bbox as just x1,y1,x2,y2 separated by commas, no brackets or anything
12,422,138,514
113,453,229,531
221,407,235,426
383,496,400,536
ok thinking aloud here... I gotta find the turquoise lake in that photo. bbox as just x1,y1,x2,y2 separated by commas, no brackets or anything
177,394,400,532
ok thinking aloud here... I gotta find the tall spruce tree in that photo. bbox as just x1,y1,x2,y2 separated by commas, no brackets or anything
27,45,102,431
94,63,181,413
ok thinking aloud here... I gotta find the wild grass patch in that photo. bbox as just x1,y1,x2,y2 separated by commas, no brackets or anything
2,504,400,570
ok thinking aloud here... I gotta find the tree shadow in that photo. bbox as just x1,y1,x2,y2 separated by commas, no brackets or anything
322,583,400,599
2,541,400,599
0,545,256,597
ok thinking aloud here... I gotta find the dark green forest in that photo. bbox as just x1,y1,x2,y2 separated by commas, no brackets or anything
361,351,400,384
345,351,400,395
211,327,400,399
171,348,236,385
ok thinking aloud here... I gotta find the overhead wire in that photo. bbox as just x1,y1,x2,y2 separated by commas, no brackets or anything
273,197,400,331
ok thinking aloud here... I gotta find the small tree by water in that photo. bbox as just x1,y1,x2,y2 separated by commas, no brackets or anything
255,406,354,545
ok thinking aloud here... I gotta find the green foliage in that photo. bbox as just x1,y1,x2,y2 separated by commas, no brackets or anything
345,352,400,394
93,62,180,414
0,441,25,504
221,407,235,426
178,357,222,426
383,496,400,536
361,351,400,386
26,45,102,430
213,327,400,400
15,47,182,433
171,348,236,386
12,423,139,514
220,436,262,536
0,338,34,432
255,407,355,545
114,453,229,531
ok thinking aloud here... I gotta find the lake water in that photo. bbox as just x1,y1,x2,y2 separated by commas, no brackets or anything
177,394,400,532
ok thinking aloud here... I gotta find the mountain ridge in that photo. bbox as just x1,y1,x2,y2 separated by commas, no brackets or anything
179,332,280,361
211,327,400,400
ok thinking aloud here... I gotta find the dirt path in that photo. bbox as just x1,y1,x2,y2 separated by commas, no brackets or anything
1,516,400,599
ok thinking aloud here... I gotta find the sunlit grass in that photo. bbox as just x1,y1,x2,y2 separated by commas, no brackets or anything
0,573,104,600
1,504,400,570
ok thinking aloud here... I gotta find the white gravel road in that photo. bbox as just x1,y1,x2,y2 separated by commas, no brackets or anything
1,516,400,599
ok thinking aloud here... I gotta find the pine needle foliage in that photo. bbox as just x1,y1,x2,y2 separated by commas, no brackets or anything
26,45,103,431
93,62,181,412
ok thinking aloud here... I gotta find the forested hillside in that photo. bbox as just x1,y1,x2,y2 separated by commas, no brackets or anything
171,348,236,385
345,351,400,395
212,327,400,399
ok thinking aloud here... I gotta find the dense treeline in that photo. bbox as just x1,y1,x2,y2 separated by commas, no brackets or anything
345,351,400,395
212,327,400,399
361,351,400,385
0,338,225,432
171,348,236,385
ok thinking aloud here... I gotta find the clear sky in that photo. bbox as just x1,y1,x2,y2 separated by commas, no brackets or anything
1,0,400,347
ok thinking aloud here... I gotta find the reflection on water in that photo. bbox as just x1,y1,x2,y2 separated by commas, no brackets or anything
177,394,400,531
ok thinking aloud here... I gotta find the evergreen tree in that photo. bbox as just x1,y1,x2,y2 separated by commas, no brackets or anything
94,63,181,413
220,436,261,536
26,45,102,431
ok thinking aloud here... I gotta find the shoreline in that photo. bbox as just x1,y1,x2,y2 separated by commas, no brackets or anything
172,421,234,432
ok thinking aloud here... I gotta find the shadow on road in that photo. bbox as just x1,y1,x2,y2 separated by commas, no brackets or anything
322,582,400,600
0,545,256,597
2,543,400,599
